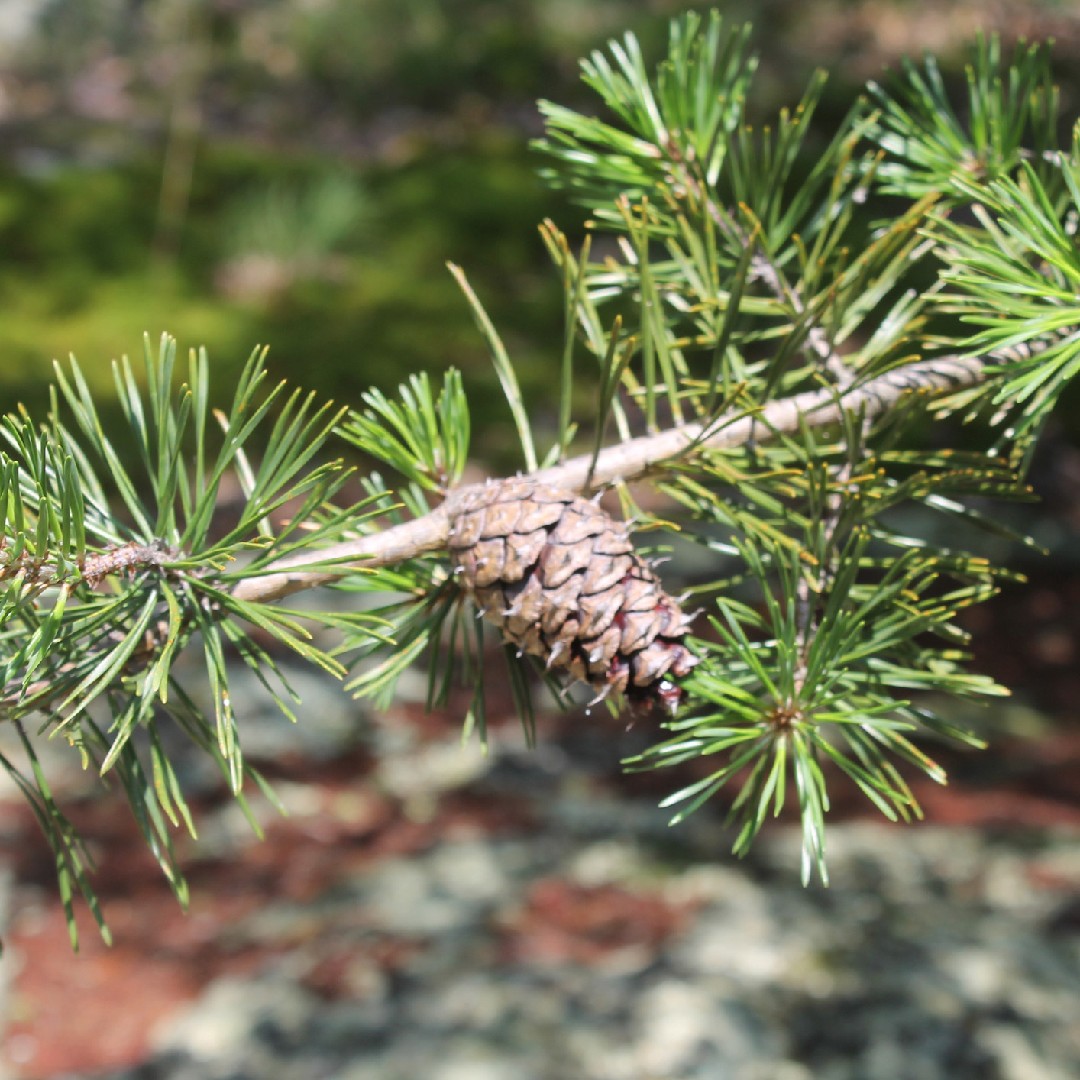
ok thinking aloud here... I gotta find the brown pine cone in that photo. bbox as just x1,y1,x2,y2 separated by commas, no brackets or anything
446,477,697,711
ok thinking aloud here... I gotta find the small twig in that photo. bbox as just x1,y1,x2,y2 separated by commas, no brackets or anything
747,245,851,385
795,410,872,690
0,539,178,594
81,540,176,587
663,139,851,382
0,542,182,717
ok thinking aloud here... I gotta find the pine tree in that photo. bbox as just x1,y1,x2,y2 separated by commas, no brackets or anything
2,11,1078,945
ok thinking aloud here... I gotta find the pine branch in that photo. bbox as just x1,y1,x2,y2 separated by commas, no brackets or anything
231,352,988,604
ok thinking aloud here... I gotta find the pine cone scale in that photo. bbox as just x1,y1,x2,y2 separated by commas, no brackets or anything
539,541,593,587
518,500,569,533
500,528,548,580
468,539,507,588
577,591,620,639
620,608,663,654
552,508,610,544
581,553,634,594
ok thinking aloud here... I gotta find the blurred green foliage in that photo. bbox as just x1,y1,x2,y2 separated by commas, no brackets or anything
0,137,564,446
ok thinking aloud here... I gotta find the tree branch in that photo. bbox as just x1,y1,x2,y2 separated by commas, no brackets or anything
232,354,985,603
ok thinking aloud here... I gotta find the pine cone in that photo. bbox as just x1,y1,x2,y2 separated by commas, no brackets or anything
446,477,697,710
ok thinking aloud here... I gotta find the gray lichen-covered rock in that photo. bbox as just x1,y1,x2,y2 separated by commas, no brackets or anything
96,824,1080,1080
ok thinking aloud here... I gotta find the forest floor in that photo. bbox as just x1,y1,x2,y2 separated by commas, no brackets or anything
0,566,1077,1080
